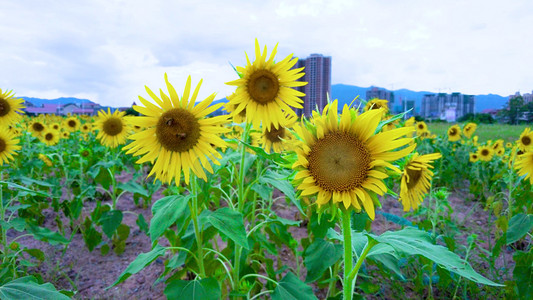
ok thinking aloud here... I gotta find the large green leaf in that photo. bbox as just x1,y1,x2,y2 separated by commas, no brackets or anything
206,207,249,249
0,181,50,198
513,250,533,299
26,225,69,246
149,195,191,242
272,272,317,300
117,181,149,198
506,214,533,245
0,276,70,300
368,227,503,286
98,210,123,239
260,170,304,214
164,278,220,300
110,245,167,287
303,239,343,283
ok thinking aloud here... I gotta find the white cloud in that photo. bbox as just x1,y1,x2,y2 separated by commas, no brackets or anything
2,0,533,107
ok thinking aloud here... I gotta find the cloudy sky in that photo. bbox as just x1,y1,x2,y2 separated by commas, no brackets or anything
2,0,533,107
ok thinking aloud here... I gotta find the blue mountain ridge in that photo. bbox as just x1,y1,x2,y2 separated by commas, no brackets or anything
22,84,509,114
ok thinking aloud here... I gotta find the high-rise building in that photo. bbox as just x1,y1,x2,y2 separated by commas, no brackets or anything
293,54,331,117
420,92,475,121
366,87,394,104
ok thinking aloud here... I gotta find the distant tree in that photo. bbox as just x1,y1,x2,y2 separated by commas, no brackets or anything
525,101,533,123
414,115,425,122
457,113,475,122
457,113,495,124
500,95,524,125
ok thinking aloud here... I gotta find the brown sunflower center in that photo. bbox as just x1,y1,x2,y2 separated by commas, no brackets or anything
521,136,531,146
405,165,422,189
53,124,59,130
103,117,123,136
417,124,424,130
81,150,90,157
33,122,44,132
156,108,200,152
68,120,77,128
265,126,285,143
45,133,54,141
0,137,6,152
481,149,489,156
247,70,279,104
0,98,10,117
307,132,371,192
449,128,458,136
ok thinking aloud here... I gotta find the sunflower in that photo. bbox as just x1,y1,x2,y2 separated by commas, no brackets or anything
40,129,60,146
257,114,297,153
226,39,306,129
469,153,479,162
0,127,21,166
0,89,25,126
515,152,533,184
64,116,80,132
61,131,70,139
506,142,512,148
496,147,505,156
517,127,533,152
447,125,461,142
364,99,389,116
38,153,53,167
292,100,416,219
415,121,428,135
491,139,504,151
94,109,130,148
79,147,93,159
462,123,477,139
80,123,92,134
50,123,60,131
224,94,247,124
399,152,442,211
124,74,229,185
28,121,47,137
477,145,494,162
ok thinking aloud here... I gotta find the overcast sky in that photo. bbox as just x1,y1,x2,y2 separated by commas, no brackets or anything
2,0,533,107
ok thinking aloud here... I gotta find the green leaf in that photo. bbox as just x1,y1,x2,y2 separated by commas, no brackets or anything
94,167,112,190
260,170,304,215
26,225,69,246
0,276,70,300
513,250,533,299
110,245,167,287
149,195,190,242
23,249,45,261
82,224,102,252
506,214,533,244
303,239,343,283
118,181,149,198
0,181,50,198
272,272,317,300
136,214,149,234
206,207,249,250
368,227,503,286
98,210,123,239
164,278,220,300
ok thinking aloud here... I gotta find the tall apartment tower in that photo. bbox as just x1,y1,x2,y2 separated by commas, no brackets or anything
293,54,332,117
420,92,475,121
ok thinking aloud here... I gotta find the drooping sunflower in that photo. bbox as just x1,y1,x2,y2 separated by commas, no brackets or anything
0,89,25,126
124,74,229,185
28,121,47,137
94,109,130,148
415,121,428,135
226,39,306,129
517,127,533,152
255,114,297,153
447,124,461,142
292,100,416,219
399,152,442,211
477,145,494,162
64,116,80,132
38,153,53,167
364,99,389,117
515,152,533,184
469,152,479,162
0,127,21,166
40,129,60,146
462,122,477,139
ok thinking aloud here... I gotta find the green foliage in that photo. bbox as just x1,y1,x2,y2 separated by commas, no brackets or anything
0,276,70,300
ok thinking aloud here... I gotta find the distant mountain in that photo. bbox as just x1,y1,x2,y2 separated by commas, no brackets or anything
331,84,508,113
22,97,95,106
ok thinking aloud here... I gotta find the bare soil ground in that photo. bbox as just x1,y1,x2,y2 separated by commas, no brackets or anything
9,182,516,299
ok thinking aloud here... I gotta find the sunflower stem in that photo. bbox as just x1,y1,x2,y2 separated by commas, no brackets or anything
189,175,206,278
0,169,8,258
341,209,354,300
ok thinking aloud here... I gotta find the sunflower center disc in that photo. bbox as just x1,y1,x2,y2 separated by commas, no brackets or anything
82,150,89,157
522,136,531,146
103,118,123,136
417,124,424,130
156,108,200,152
33,123,44,132
68,120,76,128
265,126,285,143
0,137,5,152
481,149,489,156
45,133,54,141
450,128,457,136
247,70,279,104
405,165,422,189
307,132,371,192
0,99,10,117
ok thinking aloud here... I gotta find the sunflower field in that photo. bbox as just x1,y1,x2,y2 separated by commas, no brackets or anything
0,41,531,299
